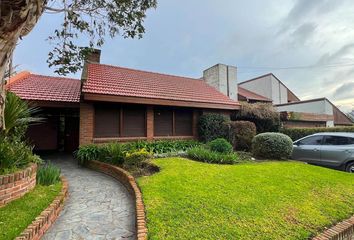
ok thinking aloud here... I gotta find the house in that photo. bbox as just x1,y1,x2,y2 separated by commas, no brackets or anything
238,73,353,128
7,50,240,151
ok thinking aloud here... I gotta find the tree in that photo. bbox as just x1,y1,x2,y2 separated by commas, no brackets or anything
0,0,157,130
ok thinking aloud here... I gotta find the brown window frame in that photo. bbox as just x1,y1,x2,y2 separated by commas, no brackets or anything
94,104,147,138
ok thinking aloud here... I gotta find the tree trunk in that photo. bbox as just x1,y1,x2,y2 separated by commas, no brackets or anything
0,0,46,130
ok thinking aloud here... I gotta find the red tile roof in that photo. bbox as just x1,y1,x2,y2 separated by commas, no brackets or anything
82,64,239,108
7,73,81,103
238,86,272,102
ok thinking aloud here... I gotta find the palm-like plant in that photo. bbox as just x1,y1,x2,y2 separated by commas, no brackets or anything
3,92,42,138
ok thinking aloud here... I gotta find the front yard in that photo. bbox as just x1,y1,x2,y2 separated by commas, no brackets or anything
138,158,354,240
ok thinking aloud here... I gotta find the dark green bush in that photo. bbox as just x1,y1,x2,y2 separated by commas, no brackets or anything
124,148,152,168
232,102,280,133
207,138,233,153
102,143,126,165
0,138,41,174
37,163,61,185
198,113,229,142
228,121,257,151
280,126,354,141
252,132,293,160
187,146,239,164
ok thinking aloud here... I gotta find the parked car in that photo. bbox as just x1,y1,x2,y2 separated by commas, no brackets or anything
292,132,354,173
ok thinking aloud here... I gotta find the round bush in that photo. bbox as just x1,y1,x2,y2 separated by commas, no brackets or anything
208,138,233,154
198,113,229,142
252,132,293,159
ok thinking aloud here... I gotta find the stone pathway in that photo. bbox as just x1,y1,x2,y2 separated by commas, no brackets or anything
42,154,136,240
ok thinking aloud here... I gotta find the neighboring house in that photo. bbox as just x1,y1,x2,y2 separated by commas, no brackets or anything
238,73,353,128
7,50,240,151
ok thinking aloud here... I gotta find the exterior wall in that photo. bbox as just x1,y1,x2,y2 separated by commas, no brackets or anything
239,75,289,104
80,102,201,145
276,99,335,127
80,103,95,145
203,64,238,101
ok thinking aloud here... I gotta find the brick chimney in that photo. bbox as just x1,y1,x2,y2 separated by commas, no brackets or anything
81,49,101,83
203,64,238,101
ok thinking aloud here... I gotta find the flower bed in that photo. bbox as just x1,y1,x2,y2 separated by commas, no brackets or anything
0,164,37,207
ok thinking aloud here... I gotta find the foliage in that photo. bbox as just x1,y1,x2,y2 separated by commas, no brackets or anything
187,146,239,164
124,148,152,168
75,144,103,166
207,138,233,154
280,126,354,141
42,0,157,75
138,158,354,240
125,140,201,154
228,121,257,151
198,113,229,142
3,92,42,140
252,132,293,160
101,143,126,165
232,102,280,133
0,138,41,174
0,183,61,240
36,163,61,186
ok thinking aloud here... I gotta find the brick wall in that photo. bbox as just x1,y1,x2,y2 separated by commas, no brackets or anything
146,106,154,140
15,177,69,240
0,164,37,207
79,103,94,145
86,160,147,240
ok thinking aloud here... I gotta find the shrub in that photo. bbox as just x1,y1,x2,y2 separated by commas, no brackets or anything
102,143,126,165
232,102,280,133
0,138,41,174
228,121,257,151
126,140,200,154
124,148,152,168
280,126,354,141
75,144,104,165
36,163,61,185
252,132,293,160
207,138,233,153
187,146,239,164
198,113,229,142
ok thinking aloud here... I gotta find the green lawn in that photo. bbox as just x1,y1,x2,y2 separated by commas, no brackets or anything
138,158,354,240
0,183,62,240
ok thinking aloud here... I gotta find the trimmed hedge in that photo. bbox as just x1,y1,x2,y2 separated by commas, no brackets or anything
280,126,354,141
228,121,257,151
252,132,293,160
207,138,233,154
198,113,229,142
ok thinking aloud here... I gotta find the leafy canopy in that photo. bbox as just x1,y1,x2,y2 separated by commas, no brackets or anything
44,0,157,75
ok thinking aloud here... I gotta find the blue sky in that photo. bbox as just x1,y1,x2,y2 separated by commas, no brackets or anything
14,0,354,111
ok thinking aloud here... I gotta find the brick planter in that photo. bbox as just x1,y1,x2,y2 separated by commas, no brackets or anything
313,216,354,240
15,176,69,240
0,164,37,207
86,160,148,240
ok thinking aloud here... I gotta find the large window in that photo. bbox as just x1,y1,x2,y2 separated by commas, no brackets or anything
94,104,146,138
154,107,193,136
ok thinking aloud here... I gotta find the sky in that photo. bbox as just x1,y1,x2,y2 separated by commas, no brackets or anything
14,0,354,112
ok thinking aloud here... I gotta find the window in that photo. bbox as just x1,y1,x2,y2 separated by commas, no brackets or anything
94,106,120,137
175,109,193,136
122,106,146,137
154,107,194,137
323,136,353,145
299,136,323,145
154,108,173,136
94,105,146,138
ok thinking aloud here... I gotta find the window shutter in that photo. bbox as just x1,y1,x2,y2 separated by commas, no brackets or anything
94,105,120,137
175,109,193,136
154,108,173,136
122,106,146,137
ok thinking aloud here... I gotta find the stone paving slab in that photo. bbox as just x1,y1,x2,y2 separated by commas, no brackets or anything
41,154,136,240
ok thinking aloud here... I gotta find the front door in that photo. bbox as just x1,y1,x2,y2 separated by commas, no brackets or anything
64,116,80,152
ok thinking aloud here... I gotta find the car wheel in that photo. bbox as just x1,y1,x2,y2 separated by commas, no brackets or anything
346,162,354,173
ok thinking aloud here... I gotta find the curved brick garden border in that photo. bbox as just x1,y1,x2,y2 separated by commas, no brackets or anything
313,216,354,240
0,164,37,207
15,176,69,240
86,160,147,240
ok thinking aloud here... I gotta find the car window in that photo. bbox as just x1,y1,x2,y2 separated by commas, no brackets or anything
299,136,323,145
323,136,352,145
349,137,354,144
